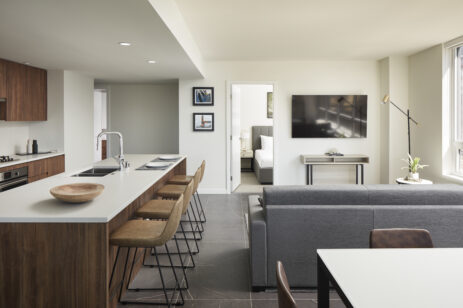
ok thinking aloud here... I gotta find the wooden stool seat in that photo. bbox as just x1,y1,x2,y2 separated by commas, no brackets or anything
157,184,187,199
167,175,193,185
136,199,176,220
110,220,167,248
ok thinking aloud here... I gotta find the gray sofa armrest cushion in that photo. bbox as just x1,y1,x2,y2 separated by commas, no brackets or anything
366,184,463,205
248,195,267,287
263,185,369,206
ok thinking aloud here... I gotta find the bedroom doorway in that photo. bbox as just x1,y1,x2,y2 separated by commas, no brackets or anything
230,83,274,193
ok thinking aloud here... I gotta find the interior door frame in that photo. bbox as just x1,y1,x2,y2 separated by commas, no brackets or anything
226,81,277,193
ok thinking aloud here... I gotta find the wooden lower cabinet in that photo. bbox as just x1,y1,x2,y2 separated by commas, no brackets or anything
0,155,65,184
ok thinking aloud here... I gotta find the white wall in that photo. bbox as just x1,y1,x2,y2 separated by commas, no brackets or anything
179,60,381,193
379,58,390,184
63,71,94,171
409,45,444,182
238,84,273,150
30,70,65,153
0,122,29,154
97,83,179,156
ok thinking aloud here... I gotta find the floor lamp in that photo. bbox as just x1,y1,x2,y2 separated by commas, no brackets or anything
381,94,418,157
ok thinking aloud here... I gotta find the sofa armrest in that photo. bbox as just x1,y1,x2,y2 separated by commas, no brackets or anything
248,195,267,288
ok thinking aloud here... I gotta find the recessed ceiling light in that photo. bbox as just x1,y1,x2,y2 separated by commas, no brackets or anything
23,62,30,65
118,42,131,46
147,60,156,64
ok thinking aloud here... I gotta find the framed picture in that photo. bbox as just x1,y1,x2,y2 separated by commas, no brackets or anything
267,92,273,118
193,113,214,132
193,87,214,106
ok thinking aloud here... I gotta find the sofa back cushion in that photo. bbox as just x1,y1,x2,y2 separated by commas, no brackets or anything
263,185,368,205
263,184,463,206
366,184,463,205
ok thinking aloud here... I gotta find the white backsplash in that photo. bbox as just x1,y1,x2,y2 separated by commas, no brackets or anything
0,122,30,155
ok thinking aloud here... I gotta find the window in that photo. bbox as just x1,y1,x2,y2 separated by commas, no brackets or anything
453,45,463,174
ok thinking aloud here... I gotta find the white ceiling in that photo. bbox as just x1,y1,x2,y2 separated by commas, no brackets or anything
174,0,463,61
0,0,203,83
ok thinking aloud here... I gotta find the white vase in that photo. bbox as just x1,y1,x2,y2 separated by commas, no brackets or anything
407,172,420,181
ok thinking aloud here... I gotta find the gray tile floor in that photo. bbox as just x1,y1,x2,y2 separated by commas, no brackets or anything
118,194,345,307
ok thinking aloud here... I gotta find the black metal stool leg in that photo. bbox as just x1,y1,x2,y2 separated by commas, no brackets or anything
195,192,206,223
186,209,201,252
189,200,204,233
165,243,185,305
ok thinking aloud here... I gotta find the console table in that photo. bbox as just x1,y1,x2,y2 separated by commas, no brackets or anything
300,154,370,185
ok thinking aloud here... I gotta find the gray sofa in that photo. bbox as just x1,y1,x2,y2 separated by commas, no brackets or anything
248,184,463,290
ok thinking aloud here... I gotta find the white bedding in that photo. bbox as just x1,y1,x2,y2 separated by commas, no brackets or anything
255,149,273,168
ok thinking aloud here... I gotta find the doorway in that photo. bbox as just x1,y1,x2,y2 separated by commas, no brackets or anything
230,83,274,193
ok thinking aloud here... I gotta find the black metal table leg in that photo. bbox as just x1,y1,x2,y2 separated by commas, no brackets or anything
306,165,310,185
317,255,330,308
310,165,313,185
361,164,364,184
355,165,358,184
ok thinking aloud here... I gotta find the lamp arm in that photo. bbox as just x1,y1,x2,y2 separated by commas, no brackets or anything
389,100,418,125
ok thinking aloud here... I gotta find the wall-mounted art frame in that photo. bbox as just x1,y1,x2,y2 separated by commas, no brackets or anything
193,113,214,132
193,87,214,106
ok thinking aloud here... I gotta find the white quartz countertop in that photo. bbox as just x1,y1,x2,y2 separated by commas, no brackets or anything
0,151,65,168
0,154,185,223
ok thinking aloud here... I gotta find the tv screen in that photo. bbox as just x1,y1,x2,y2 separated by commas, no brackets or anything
292,95,367,138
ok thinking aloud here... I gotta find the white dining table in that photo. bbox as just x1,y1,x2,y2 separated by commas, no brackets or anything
317,248,463,308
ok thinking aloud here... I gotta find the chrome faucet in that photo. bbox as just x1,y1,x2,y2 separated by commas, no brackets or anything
96,130,129,170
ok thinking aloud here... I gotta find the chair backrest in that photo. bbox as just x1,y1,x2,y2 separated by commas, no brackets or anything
276,261,297,308
192,166,201,193
182,180,194,214
370,228,434,248
159,194,184,244
199,160,206,183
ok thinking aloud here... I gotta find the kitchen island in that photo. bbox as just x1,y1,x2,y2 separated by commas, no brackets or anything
0,154,186,308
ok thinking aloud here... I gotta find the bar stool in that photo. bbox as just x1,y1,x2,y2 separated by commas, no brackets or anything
109,195,185,306
158,167,203,237
168,160,206,223
136,180,197,267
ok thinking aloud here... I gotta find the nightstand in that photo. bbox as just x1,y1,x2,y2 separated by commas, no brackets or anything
241,150,254,172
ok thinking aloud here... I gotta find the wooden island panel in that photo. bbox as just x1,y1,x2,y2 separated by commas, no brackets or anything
0,158,186,308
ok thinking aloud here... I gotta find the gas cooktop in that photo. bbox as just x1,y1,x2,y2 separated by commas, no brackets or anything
0,156,19,163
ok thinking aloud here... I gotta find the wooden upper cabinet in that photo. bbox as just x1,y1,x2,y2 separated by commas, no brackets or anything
0,60,6,119
0,59,47,121
0,60,6,99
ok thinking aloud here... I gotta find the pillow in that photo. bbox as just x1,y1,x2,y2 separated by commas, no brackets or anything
260,135,273,152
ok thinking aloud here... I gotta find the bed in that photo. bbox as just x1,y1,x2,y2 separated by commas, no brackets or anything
252,126,273,184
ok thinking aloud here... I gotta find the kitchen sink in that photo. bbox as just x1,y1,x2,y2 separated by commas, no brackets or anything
73,167,119,177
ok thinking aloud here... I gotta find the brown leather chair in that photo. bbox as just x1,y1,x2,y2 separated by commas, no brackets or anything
276,261,297,308
370,228,434,248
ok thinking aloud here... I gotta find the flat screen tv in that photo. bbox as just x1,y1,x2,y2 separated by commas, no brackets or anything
292,95,367,138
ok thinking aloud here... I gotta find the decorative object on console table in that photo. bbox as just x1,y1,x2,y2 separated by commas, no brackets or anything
301,154,369,185
381,94,418,158
193,87,214,106
193,113,214,131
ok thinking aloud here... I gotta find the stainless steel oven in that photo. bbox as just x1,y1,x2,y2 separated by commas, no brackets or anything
0,166,28,192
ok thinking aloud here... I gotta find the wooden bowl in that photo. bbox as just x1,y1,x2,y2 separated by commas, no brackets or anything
50,183,104,203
